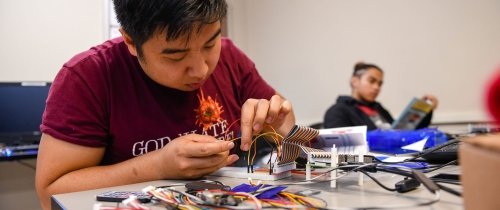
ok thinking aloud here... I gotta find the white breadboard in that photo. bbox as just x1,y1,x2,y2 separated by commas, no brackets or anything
212,167,292,181
272,162,296,174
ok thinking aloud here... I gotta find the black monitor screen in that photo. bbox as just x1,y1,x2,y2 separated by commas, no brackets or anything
0,82,51,135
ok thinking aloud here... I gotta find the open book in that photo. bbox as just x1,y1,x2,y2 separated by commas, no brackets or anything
391,97,433,130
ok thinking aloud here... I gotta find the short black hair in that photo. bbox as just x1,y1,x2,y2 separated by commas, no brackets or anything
352,62,383,77
113,0,227,57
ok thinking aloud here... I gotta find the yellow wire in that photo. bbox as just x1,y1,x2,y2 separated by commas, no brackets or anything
247,132,285,166
222,123,287,170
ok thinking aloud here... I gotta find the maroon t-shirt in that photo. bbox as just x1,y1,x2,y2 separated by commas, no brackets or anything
41,37,275,165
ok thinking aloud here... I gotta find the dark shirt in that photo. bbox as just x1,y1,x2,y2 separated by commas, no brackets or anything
41,38,275,164
323,96,432,131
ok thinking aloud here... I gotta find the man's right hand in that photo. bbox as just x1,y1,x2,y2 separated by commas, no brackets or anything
158,134,239,179
422,94,439,110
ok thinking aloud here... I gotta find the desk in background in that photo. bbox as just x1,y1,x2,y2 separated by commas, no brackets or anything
52,166,462,210
432,121,499,135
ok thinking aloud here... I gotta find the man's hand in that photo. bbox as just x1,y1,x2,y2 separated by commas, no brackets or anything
159,134,239,178
240,94,296,151
422,94,439,110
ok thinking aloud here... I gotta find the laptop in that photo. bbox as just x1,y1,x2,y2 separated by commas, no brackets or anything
0,82,51,160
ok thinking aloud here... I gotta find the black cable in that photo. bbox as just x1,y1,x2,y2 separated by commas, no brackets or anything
374,165,462,198
359,170,397,192
377,159,463,195
431,179,461,185
311,163,379,183
435,183,462,197
406,139,461,162
375,139,461,165
377,159,461,192
375,166,413,178
345,162,463,194
422,160,458,173
212,180,224,185
424,160,458,169
425,158,458,168
281,163,378,186
268,147,273,175
156,183,186,188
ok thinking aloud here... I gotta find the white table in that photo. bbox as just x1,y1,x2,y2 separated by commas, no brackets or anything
51,165,462,210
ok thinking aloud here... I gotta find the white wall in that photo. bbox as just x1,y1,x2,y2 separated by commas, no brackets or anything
0,0,104,82
2,0,499,124
227,0,500,125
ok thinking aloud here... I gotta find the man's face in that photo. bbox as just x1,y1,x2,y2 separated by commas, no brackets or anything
352,68,384,102
124,22,222,91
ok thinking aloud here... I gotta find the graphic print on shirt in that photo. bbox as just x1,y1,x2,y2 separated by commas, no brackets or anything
358,105,391,129
132,89,236,157
194,88,225,131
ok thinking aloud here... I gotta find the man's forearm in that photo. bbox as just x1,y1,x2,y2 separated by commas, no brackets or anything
38,149,167,210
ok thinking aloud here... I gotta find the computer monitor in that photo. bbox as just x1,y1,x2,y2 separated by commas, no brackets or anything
0,82,51,145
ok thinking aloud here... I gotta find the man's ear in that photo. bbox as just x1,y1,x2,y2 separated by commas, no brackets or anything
351,76,359,88
119,28,138,57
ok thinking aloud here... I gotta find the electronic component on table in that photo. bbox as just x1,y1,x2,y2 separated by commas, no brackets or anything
96,191,152,203
213,166,293,181
296,189,322,196
395,178,421,193
271,162,296,173
420,142,459,164
185,180,231,195
308,153,375,167
196,191,241,206
430,173,460,182
412,170,440,193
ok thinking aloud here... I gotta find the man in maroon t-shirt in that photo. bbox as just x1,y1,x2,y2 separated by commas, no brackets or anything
35,1,296,209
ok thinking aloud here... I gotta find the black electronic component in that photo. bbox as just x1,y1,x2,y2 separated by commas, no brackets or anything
430,173,460,182
196,191,240,206
95,191,152,203
337,154,376,163
185,181,230,195
412,170,440,193
395,178,421,193
420,142,459,164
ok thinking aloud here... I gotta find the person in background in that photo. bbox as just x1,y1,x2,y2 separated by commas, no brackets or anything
35,0,295,209
323,62,438,130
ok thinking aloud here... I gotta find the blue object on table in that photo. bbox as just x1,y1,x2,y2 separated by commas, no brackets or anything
385,162,429,169
367,128,448,154
232,183,286,199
